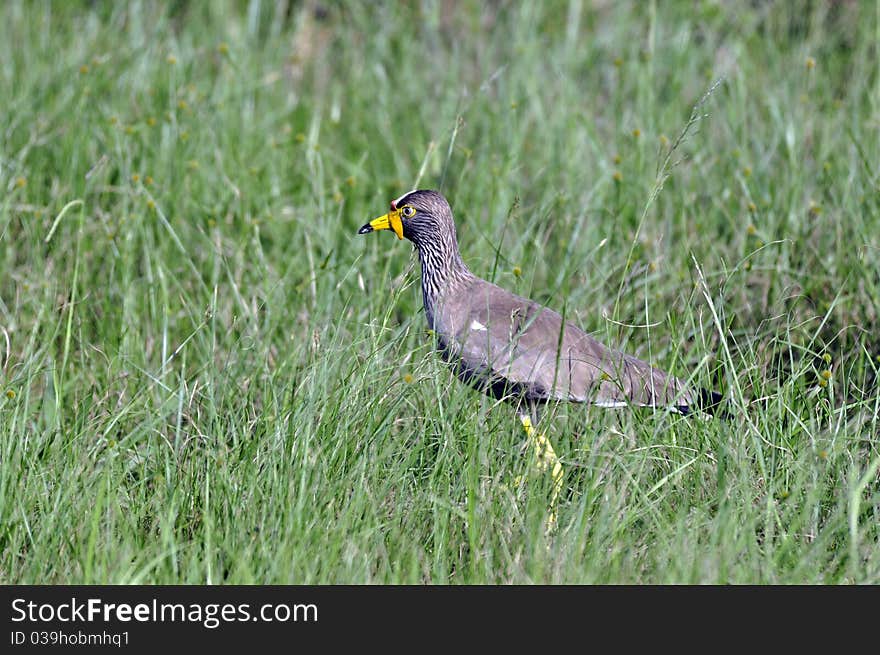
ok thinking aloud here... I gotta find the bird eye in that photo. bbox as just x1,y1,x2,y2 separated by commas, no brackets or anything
401,205,416,218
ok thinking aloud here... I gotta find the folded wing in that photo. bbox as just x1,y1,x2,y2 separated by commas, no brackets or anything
435,280,695,409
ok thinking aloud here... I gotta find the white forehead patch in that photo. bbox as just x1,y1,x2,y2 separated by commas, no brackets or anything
391,190,416,209
470,320,488,332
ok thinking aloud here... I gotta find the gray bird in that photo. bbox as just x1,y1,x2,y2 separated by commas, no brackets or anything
359,189,723,524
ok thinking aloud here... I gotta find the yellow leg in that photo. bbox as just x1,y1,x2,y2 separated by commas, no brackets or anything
519,414,564,531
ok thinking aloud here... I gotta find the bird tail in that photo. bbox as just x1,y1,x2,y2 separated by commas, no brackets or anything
675,388,731,419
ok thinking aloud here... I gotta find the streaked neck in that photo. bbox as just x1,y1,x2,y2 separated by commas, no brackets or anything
415,235,473,328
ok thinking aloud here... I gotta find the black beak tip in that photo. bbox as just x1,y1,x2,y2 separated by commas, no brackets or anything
357,224,373,235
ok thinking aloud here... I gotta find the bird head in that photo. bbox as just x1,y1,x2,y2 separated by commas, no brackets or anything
358,190,452,245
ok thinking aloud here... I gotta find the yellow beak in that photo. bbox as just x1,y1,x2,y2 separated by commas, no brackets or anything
357,209,404,240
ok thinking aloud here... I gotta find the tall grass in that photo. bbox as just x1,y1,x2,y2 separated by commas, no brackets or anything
0,0,877,583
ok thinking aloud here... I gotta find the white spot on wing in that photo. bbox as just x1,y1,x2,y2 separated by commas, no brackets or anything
593,400,629,408
470,320,488,332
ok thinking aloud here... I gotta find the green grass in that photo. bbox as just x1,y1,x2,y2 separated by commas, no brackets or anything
1,0,878,583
